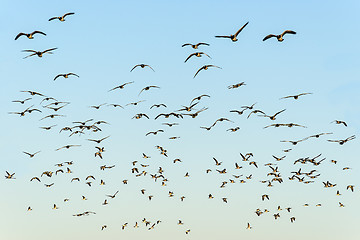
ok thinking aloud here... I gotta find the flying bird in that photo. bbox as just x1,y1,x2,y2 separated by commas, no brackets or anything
130,64,154,72
49,12,75,21
184,52,211,63
215,22,249,42
54,73,79,81
193,65,222,78
15,31,46,40
182,42,209,49
138,86,160,96
22,48,57,59
108,81,134,92
280,93,312,100
23,151,41,158
331,120,347,127
263,30,296,42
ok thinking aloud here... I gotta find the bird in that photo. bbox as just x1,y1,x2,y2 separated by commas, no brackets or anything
49,12,75,21
108,81,134,92
12,98,32,104
280,93,312,100
263,30,296,42
22,48,57,59
182,42,209,49
262,194,269,201
246,223,252,229
23,151,40,158
184,52,211,63
150,104,167,109
331,120,347,127
162,122,178,127
194,65,222,78
30,177,41,182
55,145,81,151
130,64,154,72
213,157,222,166
87,136,110,144
347,185,354,192
146,130,164,136
54,73,79,81
190,94,210,104
20,90,45,96
228,82,246,89
215,22,249,42
227,127,240,132
5,171,15,179
308,132,333,138
15,31,46,40
138,86,160,96
90,103,106,109
327,135,356,145
261,109,286,120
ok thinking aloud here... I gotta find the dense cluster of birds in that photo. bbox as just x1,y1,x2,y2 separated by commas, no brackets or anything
6,11,357,237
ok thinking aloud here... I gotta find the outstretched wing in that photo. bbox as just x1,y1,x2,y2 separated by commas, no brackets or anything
184,53,195,63
215,35,231,38
145,65,155,72
234,21,249,37
68,73,79,77
48,17,58,21
43,48,57,53
32,31,47,36
193,66,205,78
63,12,75,18
282,30,296,36
263,34,276,41
54,74,64,81
198,42,210,46
15,32,26,40
130,65,140,72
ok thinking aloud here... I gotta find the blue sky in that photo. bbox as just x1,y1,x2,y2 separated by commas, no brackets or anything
1,1,359,239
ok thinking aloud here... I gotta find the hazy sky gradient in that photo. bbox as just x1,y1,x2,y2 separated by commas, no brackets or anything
1,1,359,239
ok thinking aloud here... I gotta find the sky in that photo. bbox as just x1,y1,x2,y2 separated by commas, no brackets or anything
1,1,360,239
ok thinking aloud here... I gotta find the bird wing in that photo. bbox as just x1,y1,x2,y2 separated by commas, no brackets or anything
193,66,205,78
68,73,79,77
234,21,249,37
274,109,286,117
146,65,155,72
198,42,210,46
63,12,75,18
181,43,191,47
54,74,64,81
32,31,46,36
263,34,276,41
184,53,195,63
15,33,26,40
282,30,296,36
130,65,140,72
48,17,58,21
43,48,57,53
280,95,293,99
215,35,231,38
208,65,222,69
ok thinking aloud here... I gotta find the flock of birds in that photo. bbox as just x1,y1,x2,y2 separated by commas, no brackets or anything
6,11,357,237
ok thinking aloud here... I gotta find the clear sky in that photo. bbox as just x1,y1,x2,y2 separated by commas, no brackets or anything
1,1,359,239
